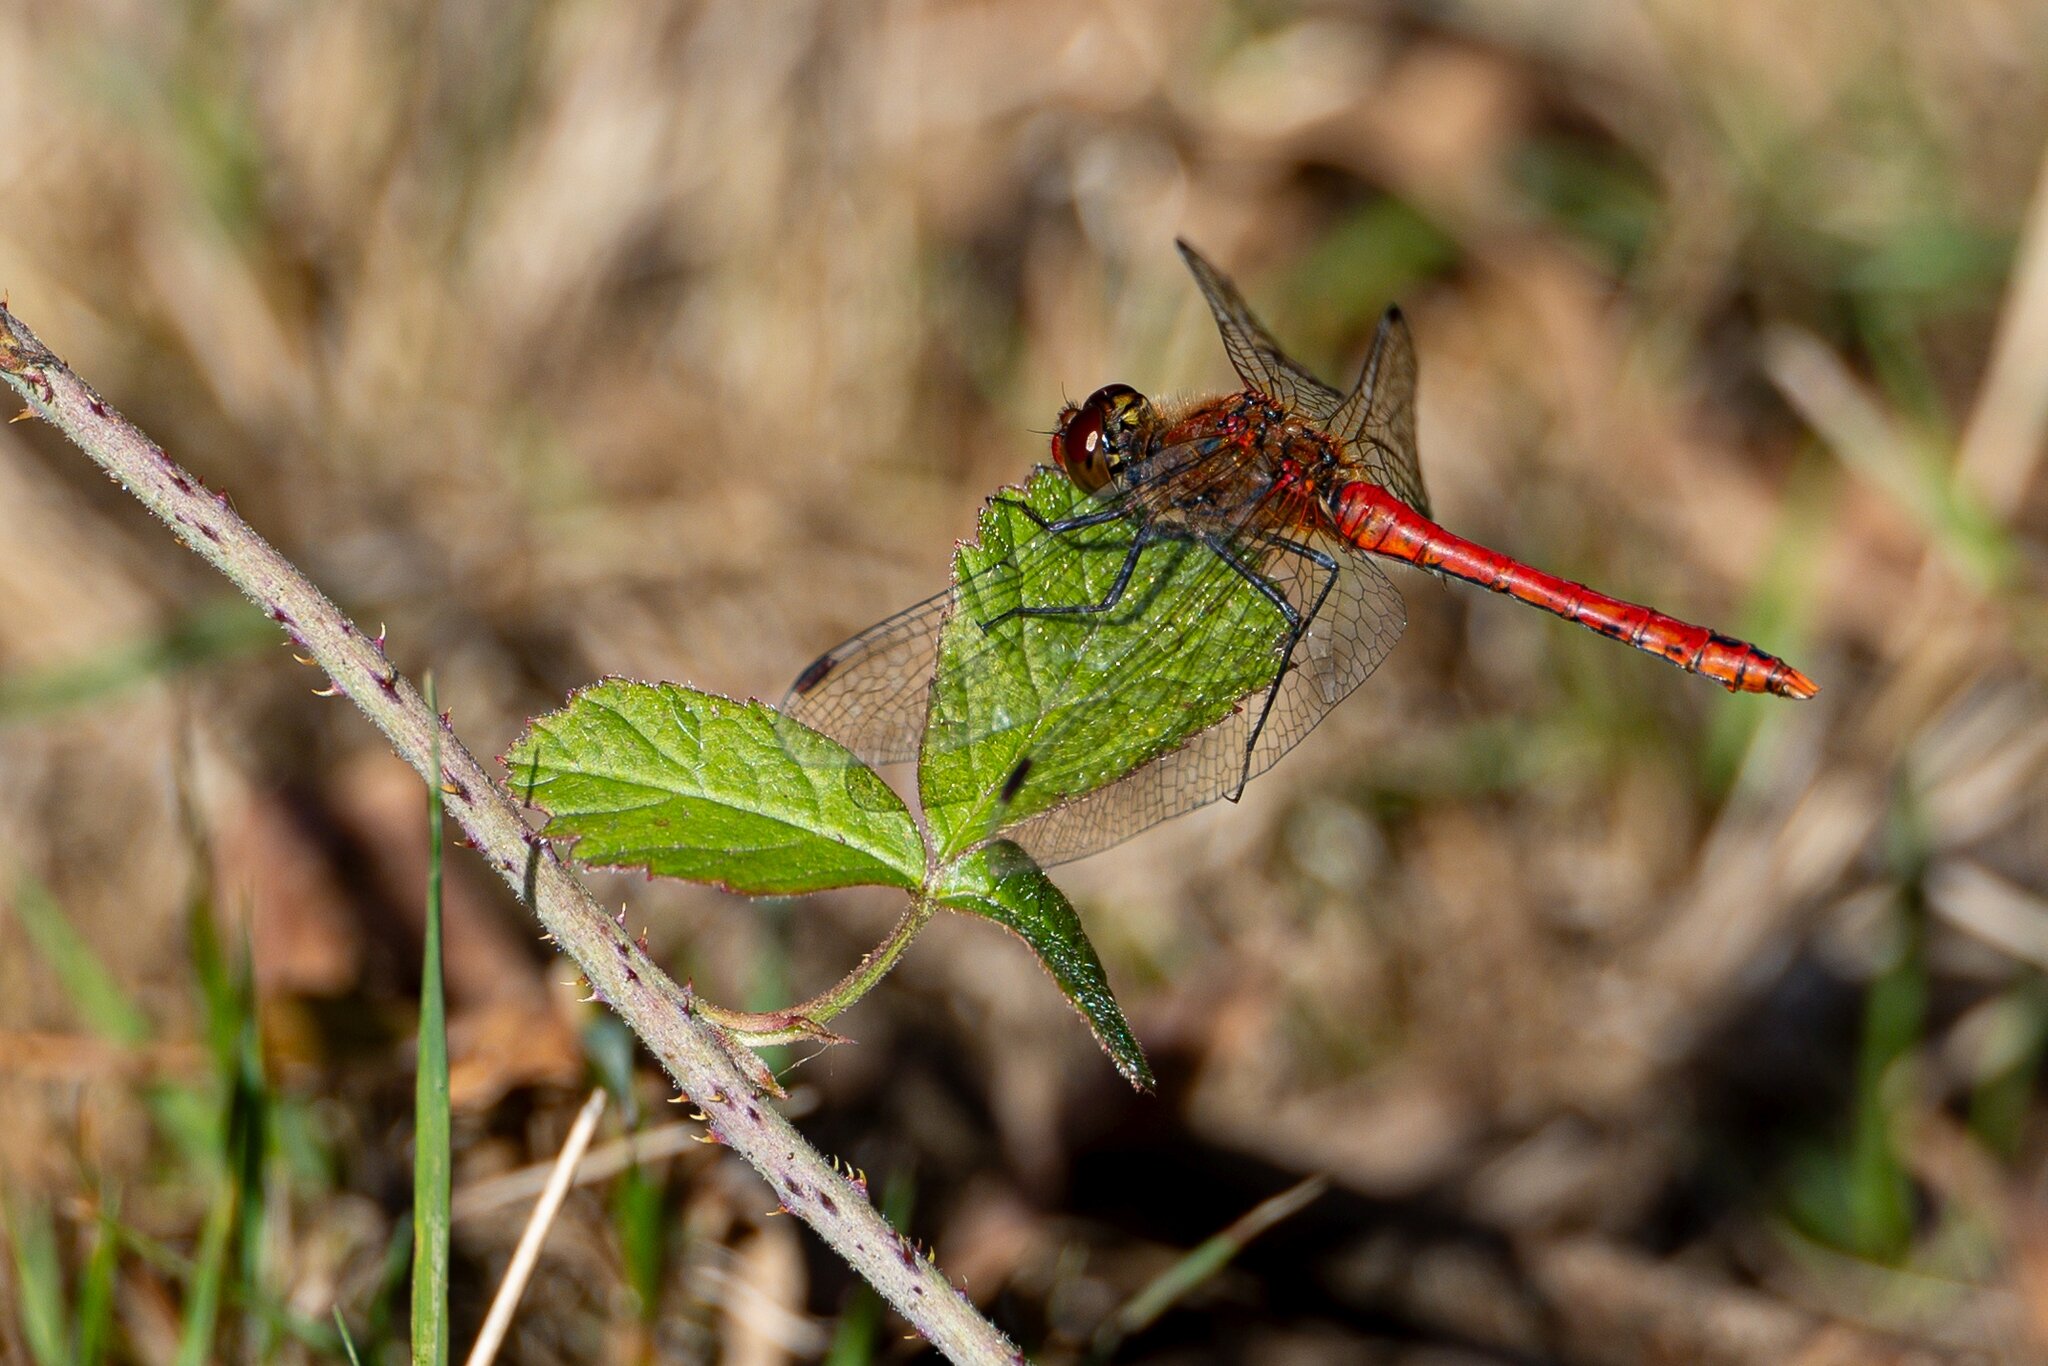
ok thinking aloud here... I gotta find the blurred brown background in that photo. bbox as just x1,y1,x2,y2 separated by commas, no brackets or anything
3,1,2048,1362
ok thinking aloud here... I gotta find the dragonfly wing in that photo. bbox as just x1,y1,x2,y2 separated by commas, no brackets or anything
782,478,1156,768
786,465,1408,869
1326,306,1428,517
782,587,949,766
1264,538,1407,741
1180,242,1430,518
919,510,1296,863
1176,240,1344,423
1001,539,1406,866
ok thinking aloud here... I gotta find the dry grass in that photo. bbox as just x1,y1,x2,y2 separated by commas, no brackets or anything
3,2,2047,1361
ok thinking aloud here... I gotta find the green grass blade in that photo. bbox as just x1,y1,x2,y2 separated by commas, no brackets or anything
363,1217,415,1349
334,1307,365,1366
1090,1176,1327,1362
609,1161,666,1319
0,596,274,722
175,1177,234,1366
179,879,275,1359
10,875,152,1046
1700,455,1832,797
1967,976,2048,1158
228,937,271,1360
176,899,270,1365
187,892,235,1074
581,1015,641,1128
1789,790,1932,1261
1845,892,1924,1261
77,1190,121,1366
823,1281,881,1366
4,1195,72,1366
412,676,452,1366
146,1084,226,1178
180,896,239,1366
101,1219,336,1353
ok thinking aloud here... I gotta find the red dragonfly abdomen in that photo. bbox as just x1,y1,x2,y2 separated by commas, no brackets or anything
1326,481,1817,699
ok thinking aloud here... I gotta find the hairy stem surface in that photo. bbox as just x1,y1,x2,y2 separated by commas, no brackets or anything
0,306,1021,1366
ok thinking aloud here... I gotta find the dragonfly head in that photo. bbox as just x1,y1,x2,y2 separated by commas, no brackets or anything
1053,384,1150,495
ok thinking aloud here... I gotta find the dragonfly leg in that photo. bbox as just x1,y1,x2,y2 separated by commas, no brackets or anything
987,496,1131,536
1197,533,1302,629
980,524,1158,631
1211,532,1341,801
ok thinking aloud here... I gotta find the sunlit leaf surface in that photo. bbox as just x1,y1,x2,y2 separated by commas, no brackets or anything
934,840,1152,1088
920,469,1289,861
507,680,926,894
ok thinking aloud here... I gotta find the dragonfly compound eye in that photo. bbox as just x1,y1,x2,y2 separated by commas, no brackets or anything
1055,384,1146,494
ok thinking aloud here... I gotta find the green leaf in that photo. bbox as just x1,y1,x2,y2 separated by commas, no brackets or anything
506,681,925,894
920,469,1287,861
934,841,1151,1088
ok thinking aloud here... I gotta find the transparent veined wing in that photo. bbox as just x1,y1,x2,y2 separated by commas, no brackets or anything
1176,239,1346,424
1178,240,1428,517
783,469,1408,866
784,590,948,768
1324,305,1427,516
996,535,1405,865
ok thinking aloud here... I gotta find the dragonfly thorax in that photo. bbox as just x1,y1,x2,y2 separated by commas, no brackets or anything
1053,383,1153,494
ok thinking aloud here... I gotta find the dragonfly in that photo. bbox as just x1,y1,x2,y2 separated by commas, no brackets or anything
786,241,1816,867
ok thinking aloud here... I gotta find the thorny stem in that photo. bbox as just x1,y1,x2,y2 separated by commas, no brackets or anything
0,305,1024,1366
701,897,937,1046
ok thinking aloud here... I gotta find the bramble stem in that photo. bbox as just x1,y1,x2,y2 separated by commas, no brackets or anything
0,306,1022,1366
702,897,937,1046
